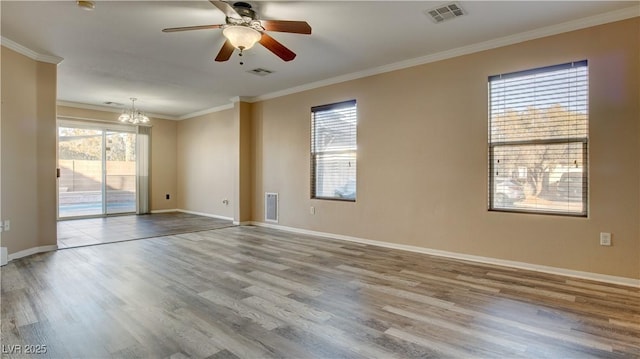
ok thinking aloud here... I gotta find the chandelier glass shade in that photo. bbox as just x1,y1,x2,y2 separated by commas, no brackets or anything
119,98,149,124
223,25,261,50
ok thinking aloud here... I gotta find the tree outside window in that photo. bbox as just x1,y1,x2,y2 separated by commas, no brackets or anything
489,61,588,216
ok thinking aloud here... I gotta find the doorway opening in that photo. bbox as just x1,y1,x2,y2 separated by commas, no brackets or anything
57,121,138,219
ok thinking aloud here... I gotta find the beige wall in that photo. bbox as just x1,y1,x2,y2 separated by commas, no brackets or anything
56,106,178,211
235,102,253,223
176,109,234,218
4,17,637,280
148,117,178,211
251,18,640,279
1,46,58,254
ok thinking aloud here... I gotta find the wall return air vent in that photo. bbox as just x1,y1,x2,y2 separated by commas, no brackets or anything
424,3,465,23
265,192,279,223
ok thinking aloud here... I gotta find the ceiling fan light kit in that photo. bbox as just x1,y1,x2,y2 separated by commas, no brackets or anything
223,25,261,50
162,0,311,64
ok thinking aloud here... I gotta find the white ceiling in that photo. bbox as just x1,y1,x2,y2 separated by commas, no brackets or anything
1,1,638,119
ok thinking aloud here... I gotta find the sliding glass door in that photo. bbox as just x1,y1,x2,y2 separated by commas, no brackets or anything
105,130,137,214
58,127,104,217
58,123,137,218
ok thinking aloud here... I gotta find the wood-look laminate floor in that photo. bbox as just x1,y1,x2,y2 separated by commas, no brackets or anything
2,225,639,358
57,212,234,248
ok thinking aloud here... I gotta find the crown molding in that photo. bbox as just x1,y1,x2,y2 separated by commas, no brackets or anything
0,37,63,64
57,101,121,114
57,101,177,121
250,5,640,103
230,96,252,103
176,97,246,120
178,103,235,120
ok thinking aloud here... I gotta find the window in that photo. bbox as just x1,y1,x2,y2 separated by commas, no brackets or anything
311,100,357,201
488,60,588,216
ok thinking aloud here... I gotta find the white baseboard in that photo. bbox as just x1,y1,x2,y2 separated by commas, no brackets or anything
233,221,252,226
150,209,179,214
7,245,58,263
1,247,7,266
248,221,640,288
150,208,234,222
176,209,234,222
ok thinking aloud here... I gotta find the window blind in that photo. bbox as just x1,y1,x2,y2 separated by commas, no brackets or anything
311,100,357,201
488,60,588,216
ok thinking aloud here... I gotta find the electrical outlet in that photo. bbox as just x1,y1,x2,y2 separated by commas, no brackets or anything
310,206,315,215
3,220,9,232
165,193,170,200
222,199,229,205
599,232,611,246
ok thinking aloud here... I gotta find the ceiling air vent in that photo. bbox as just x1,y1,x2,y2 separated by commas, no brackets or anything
424,3,465,23
103,101,124,106
248,68,274,77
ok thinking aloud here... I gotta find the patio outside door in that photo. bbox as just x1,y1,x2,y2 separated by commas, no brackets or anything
58,123,137,218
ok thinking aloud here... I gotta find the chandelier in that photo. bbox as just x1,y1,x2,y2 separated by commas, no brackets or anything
118,98,149,124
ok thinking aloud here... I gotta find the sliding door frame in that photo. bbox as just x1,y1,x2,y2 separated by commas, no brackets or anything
56,118,145,220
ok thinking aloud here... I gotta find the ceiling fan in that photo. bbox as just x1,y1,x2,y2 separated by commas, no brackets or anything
162,0,311,63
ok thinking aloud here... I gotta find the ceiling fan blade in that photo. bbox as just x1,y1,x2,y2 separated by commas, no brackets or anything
259,33,296,62
209,0,241,19
162,24,223,33
215,39,235,62
260,20,312,34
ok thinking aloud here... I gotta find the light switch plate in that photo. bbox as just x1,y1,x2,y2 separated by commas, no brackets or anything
600,232,611,246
